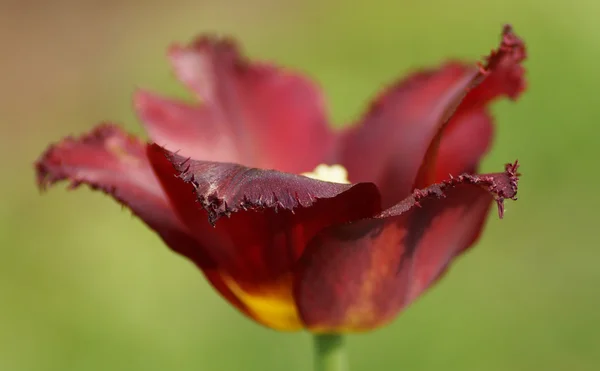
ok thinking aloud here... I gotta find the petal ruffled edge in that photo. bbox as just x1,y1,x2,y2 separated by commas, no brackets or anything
382,160,520,220
36,124,165,210
149,144,382,226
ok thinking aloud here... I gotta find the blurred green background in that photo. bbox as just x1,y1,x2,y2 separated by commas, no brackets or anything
2,0,599,370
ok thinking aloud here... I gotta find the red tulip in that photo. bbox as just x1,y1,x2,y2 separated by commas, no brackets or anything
36,25,526,332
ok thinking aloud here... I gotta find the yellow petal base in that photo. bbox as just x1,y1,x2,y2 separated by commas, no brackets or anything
221,272,303,331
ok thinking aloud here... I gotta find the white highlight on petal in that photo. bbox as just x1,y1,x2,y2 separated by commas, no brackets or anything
302,164,350,184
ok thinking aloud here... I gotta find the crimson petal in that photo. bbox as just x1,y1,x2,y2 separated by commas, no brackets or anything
35,124,175,230
34,124,252,317
432,110,494,181
294,162,519,332
134,90,239,163
417,25,526,186
145,35,336,172
339,25,526,207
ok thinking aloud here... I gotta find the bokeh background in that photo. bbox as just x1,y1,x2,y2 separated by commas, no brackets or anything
2,1,599,370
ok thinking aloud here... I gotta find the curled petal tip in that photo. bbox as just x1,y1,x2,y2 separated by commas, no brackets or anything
502,24,520,46
483,24,527,75
506,159,520,177
492,159,521,219
491,160,521,219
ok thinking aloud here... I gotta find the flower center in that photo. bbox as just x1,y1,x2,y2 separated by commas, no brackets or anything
301,164,350,184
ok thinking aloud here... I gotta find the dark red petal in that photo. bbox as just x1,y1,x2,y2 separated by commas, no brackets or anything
294,162,519,332
432,110,494,181
34,124,253,318
147,144,382,281
162,35,335,172
35,124,173,226
416,25,526,187
134,90,239,163
339,25,526,207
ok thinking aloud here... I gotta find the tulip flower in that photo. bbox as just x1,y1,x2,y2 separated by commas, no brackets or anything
36,24,526,371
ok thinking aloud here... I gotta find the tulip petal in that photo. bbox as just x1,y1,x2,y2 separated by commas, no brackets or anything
339,25,526,207
294,162,519,332
433,110,494,181
142,35,335,172
147,144,382,281
134,90,239,163
35,124,175,230
34,124,252,317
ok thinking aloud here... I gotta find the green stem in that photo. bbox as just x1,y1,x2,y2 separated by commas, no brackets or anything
313,333,348,371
